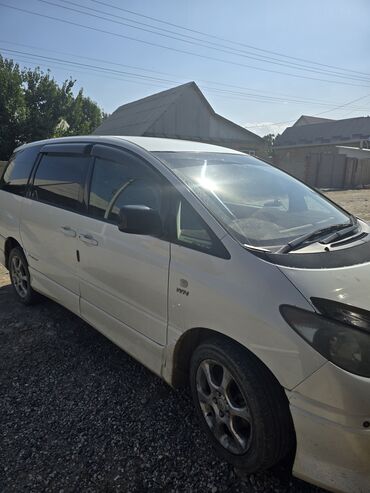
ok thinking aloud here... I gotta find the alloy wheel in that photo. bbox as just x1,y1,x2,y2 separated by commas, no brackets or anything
10,254,29,299
196,359,252,455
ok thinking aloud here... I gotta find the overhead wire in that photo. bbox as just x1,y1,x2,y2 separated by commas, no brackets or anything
34,0,370,84
1,2,370,88
2,47,370,112
245,92,370,130
87,0,370,78
3,39,363,108
45,0,370,83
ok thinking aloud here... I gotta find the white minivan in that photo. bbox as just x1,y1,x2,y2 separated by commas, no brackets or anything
0,136,369,492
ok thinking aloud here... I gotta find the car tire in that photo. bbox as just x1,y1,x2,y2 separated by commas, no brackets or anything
190,337,295,472
9,247,39,305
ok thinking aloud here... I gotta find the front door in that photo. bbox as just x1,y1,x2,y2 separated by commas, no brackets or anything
77,145,170,345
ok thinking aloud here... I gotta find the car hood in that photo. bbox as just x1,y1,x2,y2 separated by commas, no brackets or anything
278,261,370,312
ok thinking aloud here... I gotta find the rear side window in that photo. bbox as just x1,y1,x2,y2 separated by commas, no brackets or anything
31,154,90,212
0,146,41,196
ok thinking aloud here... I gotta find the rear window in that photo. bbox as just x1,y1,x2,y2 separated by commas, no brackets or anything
32,153,90,212
0,146,41,196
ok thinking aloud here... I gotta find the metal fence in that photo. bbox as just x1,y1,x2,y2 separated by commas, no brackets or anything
273,148,370,189
304,154,370,189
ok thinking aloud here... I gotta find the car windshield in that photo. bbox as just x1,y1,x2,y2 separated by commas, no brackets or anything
155,151,351,251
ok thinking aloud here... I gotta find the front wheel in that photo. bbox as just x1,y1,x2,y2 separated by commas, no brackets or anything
190,338,295,472
9,247,39,305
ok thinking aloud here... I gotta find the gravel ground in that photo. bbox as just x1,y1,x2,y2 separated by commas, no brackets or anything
0,264,325,493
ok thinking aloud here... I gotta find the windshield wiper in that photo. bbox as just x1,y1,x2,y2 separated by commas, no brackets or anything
278,216,358,254
243,243,271,253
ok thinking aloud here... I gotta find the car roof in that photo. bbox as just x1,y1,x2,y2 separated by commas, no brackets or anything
16,135,243,155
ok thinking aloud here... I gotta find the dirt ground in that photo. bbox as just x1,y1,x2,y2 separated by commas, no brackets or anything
325,189,370,221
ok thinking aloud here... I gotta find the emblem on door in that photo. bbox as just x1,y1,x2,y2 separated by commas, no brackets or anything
177,279,189,296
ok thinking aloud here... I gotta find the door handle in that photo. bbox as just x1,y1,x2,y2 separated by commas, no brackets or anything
60,226,77,238
78,233,98,246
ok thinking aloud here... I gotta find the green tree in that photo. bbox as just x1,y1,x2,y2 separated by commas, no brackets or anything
65,89,103,135
0,55,104,160
21,67,75,143
0,57,26,160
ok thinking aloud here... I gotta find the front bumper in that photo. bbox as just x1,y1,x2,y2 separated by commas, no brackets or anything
288,362,370,493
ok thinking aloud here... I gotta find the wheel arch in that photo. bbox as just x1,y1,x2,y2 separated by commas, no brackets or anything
170,327,283,390
176,327,297,472
4,237,23,269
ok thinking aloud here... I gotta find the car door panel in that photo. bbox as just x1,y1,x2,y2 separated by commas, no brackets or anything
20,199,80,285
77,146,170,346
78,214,169,344
80,296,164,376
19,149,91,313
20,199,82,313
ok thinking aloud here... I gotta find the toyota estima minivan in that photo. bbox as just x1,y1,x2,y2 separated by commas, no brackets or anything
0,136,369,492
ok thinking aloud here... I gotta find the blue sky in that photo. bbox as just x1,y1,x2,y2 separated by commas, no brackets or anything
1,0,369,135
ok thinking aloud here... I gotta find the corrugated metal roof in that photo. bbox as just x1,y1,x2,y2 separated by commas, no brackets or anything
93,82,263,146
275,116,370,147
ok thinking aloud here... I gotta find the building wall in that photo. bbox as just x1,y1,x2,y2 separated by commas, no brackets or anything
147,87,211,140
273,141,370,188
146,87,265,156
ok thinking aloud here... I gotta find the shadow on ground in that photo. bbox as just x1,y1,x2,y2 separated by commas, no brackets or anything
0,280,325,492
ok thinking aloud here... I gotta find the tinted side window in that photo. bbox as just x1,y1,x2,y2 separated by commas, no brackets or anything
0,146,41,196
173,197,230,258
32,154,90,211
89,157,131,219
176,199,213,251
108,180,162,223
88,150,162,223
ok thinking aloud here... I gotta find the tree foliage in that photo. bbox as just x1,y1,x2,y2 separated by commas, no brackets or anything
0,58,26,160
0,56,104,160
262,133,280,158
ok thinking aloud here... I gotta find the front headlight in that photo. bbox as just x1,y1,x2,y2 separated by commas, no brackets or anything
281,305,370,377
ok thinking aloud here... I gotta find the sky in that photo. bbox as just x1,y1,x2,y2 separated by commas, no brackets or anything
0,0,370,136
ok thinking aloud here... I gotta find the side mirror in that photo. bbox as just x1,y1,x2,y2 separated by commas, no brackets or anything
118,205,163,237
